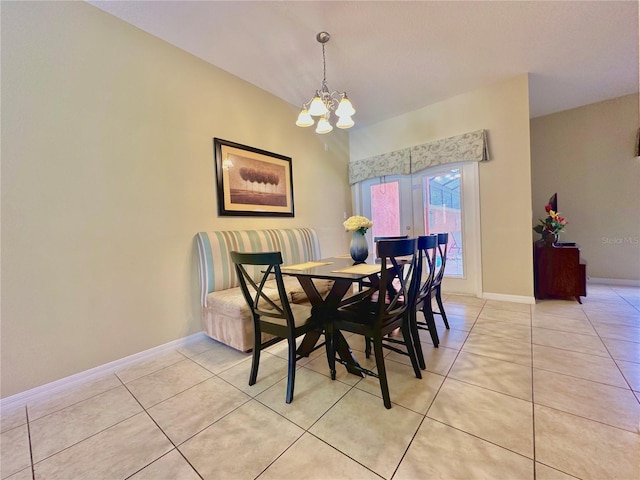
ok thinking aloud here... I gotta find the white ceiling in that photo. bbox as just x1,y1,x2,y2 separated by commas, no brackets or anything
89,1,639,128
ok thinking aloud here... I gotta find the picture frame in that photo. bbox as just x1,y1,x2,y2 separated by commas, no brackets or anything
213,138,294,217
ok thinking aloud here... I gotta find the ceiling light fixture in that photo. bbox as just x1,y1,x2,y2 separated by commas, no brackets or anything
296,32,355,134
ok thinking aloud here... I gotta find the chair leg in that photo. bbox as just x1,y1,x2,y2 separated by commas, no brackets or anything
436,285,449,329
249,325,261,386
364,337,372,358
422,304,440,348
402,319,422,379
373,335,391,409
409,309,426,370
285,335,296,403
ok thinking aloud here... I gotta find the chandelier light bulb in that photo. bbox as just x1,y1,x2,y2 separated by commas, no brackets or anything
308,94,328,116
335,94,356,117
336,115,355,129
295,108,314,127
315,116,333,134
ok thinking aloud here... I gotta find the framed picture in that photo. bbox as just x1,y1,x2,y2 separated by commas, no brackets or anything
213,138,294,217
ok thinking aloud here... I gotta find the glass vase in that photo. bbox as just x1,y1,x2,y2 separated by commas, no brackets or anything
350,230,369,264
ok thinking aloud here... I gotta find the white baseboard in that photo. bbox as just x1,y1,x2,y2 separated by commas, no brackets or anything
0,332,208,410
481,292,537,304
588,277,640,287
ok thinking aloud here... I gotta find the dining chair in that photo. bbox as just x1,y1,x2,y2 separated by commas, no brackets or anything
329,238,422,409
410,235,439,370
357,236,409,289
231,251,325,404
430,233,450,329
369,235,409,287
364,234,415,357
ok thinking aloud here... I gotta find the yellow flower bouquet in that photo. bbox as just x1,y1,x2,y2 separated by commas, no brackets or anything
343,215,373,235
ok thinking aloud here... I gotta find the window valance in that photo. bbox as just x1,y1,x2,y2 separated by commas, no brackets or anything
348,148,411,185
410,129,489,174
348,129,489,184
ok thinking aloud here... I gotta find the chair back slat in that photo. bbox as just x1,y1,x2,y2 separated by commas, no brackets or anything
434,233,449,286
374,235,409,241
374,235,409,258
231,251,295,329
414,235,438,308
376,238,418,324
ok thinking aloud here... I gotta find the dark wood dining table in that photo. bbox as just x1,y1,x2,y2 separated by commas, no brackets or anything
280,256,382,377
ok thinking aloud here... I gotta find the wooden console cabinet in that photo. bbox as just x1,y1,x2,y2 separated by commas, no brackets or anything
534,242,587,303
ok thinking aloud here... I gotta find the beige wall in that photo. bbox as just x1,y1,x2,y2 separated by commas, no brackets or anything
0,2,351,398
530,94,640,281
350,75,534,298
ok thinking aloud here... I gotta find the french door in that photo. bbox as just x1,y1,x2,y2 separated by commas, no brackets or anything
359,175,413,240
357,162,481,296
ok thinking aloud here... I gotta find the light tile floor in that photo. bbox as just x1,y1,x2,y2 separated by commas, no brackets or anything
2,284,639,480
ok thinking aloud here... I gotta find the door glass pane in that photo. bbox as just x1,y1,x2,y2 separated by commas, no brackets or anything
424,168,463,276
370,181,401,238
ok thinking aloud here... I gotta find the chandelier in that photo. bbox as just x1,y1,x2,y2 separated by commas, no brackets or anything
296,32,355,134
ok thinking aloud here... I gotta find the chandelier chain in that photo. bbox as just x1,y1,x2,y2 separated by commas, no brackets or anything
322,43,327,86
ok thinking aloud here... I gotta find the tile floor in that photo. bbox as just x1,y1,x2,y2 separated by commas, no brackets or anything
1,284,639,480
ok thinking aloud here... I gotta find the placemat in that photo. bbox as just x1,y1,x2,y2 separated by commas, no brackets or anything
331,264,380,275
283,261,333,270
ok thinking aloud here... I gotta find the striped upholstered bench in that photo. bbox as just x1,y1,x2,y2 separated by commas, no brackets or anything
195,228,330,351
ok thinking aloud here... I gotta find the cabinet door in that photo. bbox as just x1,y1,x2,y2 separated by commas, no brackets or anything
535,245,581,299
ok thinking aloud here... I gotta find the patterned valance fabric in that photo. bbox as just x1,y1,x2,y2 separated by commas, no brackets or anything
349,129,489,184
348,148,411,185
410,129,489,173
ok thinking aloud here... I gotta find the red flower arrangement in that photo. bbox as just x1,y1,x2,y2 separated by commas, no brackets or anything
533,203,568,236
